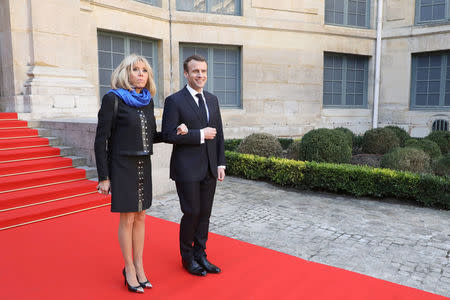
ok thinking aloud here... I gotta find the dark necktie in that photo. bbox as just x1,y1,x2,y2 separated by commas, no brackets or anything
196,93,208,124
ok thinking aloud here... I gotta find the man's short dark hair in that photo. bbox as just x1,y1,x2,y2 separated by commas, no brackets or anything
183,55,207,72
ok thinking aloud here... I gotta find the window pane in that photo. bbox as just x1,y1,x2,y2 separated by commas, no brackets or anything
113,53,124,68
335,12,344,24
354,94,364,105
214,63,226,76
324,93,332,105
98,35,111,51
346,94,354,105
99,69,111,86
324,81,333,92
130,40,141,55
226,64,237,77
348,1,357,13
214,49,226,62
428,94,440,105
214,77,226,90
142,42,153,57
429,67,441,80
416,94,427,105
98,52,111,68
420,6,433,21
429,81,441,93
433,4,445,20
332,94,342,105
417,81,428,93
226,78,236,90
445,94,450,106
348,14,357,26
112,37,124,53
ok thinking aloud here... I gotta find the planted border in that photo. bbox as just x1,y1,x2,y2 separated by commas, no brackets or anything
225,151,450,209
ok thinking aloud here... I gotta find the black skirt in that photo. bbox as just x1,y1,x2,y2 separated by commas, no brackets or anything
109,154,152,213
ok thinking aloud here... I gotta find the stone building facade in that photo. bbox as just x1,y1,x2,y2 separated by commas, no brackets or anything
0,0,449,139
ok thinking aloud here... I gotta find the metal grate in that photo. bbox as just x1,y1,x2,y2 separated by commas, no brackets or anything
432,119,449,131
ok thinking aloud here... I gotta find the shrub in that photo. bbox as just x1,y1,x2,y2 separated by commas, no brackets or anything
432,154,450,177
286,139,302,160
381,147,431,174
384,126,411,147
298,128,352,164
224,139,242,152
404,138,442,161
426,131,450,154
237,133,282,158
334,127,354,148
362,128,400,154
225,151,450,209
278,138,294,150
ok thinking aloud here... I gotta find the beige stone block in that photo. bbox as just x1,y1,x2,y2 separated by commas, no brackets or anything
288,66,322,84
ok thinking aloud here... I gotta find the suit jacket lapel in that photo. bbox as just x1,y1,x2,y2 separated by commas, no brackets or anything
182,86,207,124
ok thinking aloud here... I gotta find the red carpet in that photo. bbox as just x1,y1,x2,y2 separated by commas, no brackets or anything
0,207,446,300
0,112,109,230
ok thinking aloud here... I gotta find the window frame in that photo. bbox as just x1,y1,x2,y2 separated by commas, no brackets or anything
176,0,242,16
179,43,242,108
133,0,162,7
322,52,370,109
415,0,450,25
324,0,371,29
410,51,450,110
97,31,160,106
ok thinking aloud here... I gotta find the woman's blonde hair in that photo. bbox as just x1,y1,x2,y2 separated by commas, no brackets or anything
110,54,157,96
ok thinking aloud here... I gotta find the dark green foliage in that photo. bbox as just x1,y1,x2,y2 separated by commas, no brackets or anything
432,154,450,177
237,133,282,158
426,131,450,154
384,126,411,147
353,135,364,154
224,139,242,152
404,138,442,161
286,139,302,160
278,138,294,150
362,128,400,154
298,128,352,164
381,147,431,174
225,151,450,209
334,127,354,148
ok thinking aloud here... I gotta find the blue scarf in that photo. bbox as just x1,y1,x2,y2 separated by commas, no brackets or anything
108,88,151,108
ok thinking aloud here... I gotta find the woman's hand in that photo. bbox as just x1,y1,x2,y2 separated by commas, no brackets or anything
177,123,188,135
97,179,111,195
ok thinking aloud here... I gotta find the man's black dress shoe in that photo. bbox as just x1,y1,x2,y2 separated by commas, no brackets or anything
195,256,221,273
182,259,207,276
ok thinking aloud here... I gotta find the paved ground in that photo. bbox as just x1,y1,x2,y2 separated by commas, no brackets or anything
148,176,450,297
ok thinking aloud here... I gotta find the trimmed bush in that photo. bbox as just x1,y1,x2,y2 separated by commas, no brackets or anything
334,127,354,148
225,151,450,209
384,126,411,147
404,138,442,161
432,154,450,178
381,147,431,174
224,139,242,152
426,131,450,154
237,133,282,158
362,128,400,154
286,139,302,160
278,138,294,150
350,154,382,168
299,128,352,164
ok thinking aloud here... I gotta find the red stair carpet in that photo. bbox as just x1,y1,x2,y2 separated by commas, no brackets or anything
0,207,447,300
0,112,110,231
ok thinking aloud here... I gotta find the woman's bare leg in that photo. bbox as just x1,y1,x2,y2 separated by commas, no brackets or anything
132,210,148,282
118,212,140,287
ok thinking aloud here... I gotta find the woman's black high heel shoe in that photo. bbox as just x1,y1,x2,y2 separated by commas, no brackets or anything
122,268,144,293
138,277,153,289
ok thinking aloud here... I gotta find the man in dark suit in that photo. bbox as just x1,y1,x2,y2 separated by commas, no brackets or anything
162,55,226,276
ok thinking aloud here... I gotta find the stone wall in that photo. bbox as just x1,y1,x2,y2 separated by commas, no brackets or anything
0,0,449,138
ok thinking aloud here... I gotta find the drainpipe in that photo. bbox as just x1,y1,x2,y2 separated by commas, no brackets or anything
168,0,173,93
372,0,383,129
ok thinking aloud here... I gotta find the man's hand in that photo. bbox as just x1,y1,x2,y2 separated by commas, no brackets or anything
177,123,188,135
203,127,217,140
97,180,111,195
218,167,225,181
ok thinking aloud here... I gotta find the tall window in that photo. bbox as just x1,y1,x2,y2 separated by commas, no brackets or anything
411,51,450,109
134,0,162,7
180,44,241,107
325,0,370,28
323,52,369,108
177,0,241,15
97,32,159,105
415,0,450,23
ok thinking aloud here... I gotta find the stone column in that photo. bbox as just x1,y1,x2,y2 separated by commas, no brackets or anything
1,0,98,118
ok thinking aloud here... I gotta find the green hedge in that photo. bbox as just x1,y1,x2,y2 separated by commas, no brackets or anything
225,151,450,209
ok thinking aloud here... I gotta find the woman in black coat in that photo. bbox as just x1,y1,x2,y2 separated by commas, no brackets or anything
94,54,186,293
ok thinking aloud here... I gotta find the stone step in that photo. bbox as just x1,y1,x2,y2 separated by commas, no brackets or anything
77,166,98,179
66,156,87,167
